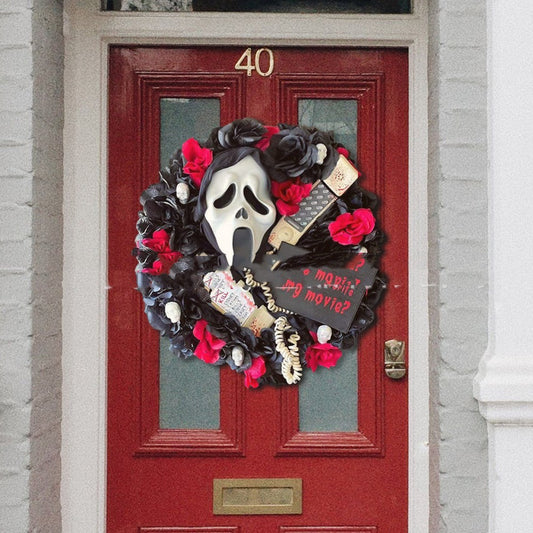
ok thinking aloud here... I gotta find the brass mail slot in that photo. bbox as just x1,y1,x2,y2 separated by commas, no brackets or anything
213,478,302,515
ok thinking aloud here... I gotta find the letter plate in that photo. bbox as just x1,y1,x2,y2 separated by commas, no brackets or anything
213,478,302,515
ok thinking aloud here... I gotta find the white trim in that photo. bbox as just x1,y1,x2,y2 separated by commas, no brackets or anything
474,0,533,530
62,1,428,531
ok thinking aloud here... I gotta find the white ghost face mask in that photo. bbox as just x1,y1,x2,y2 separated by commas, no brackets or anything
203,155,276,267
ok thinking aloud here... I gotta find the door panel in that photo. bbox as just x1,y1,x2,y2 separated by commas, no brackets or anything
298,345,358,433
298,98,358,153
158,98,222,430
108,46,408,532
296,98,359,434
159,337,220,430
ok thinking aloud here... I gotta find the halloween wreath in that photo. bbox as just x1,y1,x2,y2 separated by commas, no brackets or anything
134,118,386,388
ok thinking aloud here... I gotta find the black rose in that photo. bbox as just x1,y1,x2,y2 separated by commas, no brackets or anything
263,126,319,182
207,118,266,152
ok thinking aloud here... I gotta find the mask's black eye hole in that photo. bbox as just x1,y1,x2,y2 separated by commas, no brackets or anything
244,186,269,215
213,183,236,208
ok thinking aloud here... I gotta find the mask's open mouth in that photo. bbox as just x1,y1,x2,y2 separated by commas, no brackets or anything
232,227,253,270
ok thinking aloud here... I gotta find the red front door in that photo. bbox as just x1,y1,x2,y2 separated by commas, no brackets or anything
108,46,408,532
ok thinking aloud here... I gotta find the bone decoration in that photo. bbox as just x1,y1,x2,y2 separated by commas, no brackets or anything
175,182,190,204
164,301,182,323
317,324,333,344
231,345,245,367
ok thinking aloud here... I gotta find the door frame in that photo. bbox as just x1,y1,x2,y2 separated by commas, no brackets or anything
62,1,429,531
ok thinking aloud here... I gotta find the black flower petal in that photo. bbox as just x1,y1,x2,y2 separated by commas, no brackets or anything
263,126,321,182
207,118,266,152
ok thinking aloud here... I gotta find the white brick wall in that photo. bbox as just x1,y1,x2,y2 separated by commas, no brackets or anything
0,0,34,529
429,0,489,531
0,0,63,531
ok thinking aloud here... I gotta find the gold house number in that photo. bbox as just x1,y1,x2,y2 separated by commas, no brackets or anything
235,48,275,77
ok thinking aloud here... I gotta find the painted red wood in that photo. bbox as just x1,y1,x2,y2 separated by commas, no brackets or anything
279,526,377,533
108,47,408,533
136,73,246,456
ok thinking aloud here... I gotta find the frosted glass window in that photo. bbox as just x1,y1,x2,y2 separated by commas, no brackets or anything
159,338,220,429
160,98,220,167
297,97,358,432
299,99,357,156
104,1,411,14
299,347,358,432
159,97,220,429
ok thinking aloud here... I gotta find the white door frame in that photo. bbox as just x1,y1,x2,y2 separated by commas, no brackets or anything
62,1,429,531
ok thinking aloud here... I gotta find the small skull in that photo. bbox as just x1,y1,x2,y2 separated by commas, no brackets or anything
316,143,328,165
316,324,333,344
164,301,181,324
231,345,245,367
176,182,190,204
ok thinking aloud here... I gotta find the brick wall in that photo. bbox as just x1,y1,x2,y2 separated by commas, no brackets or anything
0,1,34,530
428,1,489,531
0,1,63,531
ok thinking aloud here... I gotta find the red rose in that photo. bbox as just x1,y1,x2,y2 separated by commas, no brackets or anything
192,319,226,364
158,250,182,271
141,229,171,252
304,331,343,372
328,208,375,246
271,178,313,216
141,259,165,276
182,138,213,188
244,356,266,388
141,229,182,275
255,126,280,151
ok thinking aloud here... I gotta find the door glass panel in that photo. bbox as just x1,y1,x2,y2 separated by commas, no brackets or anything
298,98,358,432
160,97,220,167
160,338,220,429
193,0,410,13
299,347,358,432
159,97,220,429
104,1,411,14
298,98,358,156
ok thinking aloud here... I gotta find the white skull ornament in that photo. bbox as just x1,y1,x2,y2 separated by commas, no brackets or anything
203,154,276,267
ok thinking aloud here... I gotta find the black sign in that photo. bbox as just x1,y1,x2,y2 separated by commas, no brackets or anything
252,245,377,333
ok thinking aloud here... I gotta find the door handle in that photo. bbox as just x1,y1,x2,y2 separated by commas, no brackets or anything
384,339,406,379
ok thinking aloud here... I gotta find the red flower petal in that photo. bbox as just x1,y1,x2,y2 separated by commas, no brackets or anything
142,229,171,252
275,199,300,216
305,333,343,372
328,208,375,246
141,259,164,276
270,180,282,198
182,138,213,188
272,178,312,216
157,251,182,273
256,126,279,151
192,319,207,339
193,319,225,364
244,357,266,388
181,138,201,160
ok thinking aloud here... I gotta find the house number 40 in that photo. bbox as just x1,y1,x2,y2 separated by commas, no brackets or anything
234,48,274,77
